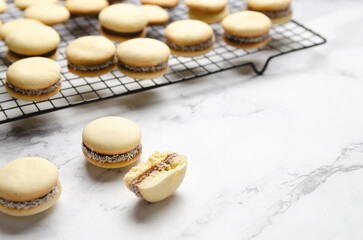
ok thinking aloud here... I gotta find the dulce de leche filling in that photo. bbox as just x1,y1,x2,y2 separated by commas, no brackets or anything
166,37,214,52
9,48,57,59
101,26,144,38
82,143,141,163
6,79,61,96
68,57,116,72
224,32,269,44
118,60,168,73
0,183,59,210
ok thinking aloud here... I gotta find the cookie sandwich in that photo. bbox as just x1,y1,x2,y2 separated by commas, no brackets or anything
66,36,116,77
185,0,229,24
82,116,142,168
124,151,187,202
165,19,214,57
99,3,147,42
222,11,271,49
246,0,292,24
65,0,109,16
117,38,170,79
24,3,70,26
141,0,179,8
0,157,62,216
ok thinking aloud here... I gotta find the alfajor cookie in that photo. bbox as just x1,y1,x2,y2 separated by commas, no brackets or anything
0,18,44,40
124,151,187,202
82,116,142,169
24,4,70,26
0,0,7,13
65,36,116,77
141,0,179,8
246,0,292,24
117,38,170,79
14,0,58,10
165,19,214,57
222,11,272,49
5,57,61,101
139,5,170,25
0,157,61,217
5,24,60,62
99,3,147,42
186,0,229,24
65,0,109,16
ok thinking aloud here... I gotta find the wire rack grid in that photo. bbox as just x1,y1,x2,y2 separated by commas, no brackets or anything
0,0,326,124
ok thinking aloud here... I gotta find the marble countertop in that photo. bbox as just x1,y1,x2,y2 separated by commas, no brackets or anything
1,0,363,239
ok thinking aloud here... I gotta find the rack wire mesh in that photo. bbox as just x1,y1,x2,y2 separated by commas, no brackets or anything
0,0,326,124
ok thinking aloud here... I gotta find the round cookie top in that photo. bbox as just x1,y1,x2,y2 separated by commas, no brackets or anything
83,116,142,155
117,38,170,67
0,19,43,40
141,0,179,8
24,4,70,26
65,0,108,15
14,0,58,10
5,24,60,55
247,0,291,11
99,3,147,33
139,5,170,25
65,36,115,65
222,11,272,37
0,157,58,202
7,57,61,90
185,0,227,13
0,0,7,13
165,19,214,46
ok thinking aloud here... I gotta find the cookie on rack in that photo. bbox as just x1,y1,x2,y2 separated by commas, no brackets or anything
0,18,44,40
140,0,179,8
124,151,187,202
0,157,62,216
82,116,142,169
185,0,229,24
246,0,292,24
99,3,147,42
165,19,214,57
65,36,116,77
5,57,61,101
65,0,109,16
24,3,70,26
14,0,58,10
139,4,170,25
0,0,7,13
5,24,60,62
222,11,272,49
116,38,170,79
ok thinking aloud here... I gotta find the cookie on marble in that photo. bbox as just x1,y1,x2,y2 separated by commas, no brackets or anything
139,5,170,25
99,3,147,42
5,57,61,101
65,0,109,16
246,0,292,24
0,157,62,216
140,0,179,8
222,11,272,49
82,116,142,168
124,151,187,202
0,0,7,13
24,4,70,26
14,0,58,10
0,18,44,40
165,19,214,57
186,0,229,24
5,24,60,62
65,36,116,77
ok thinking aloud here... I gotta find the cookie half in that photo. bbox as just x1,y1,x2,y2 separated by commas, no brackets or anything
117,38,170,79
14,0,58,10
0,18,44,40
82,116,142,168
5,57,61,101
140,0,179,8
24,3,70,26
66,36,116,77
65,0,109,16
0,157,61,217
0,0,7,13
139,4,170,25
246,0,292,24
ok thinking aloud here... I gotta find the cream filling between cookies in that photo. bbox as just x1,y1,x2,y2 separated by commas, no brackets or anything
68,57,116,72
224,32,269,44
130,153,178,197
82,143,141,163
0,183,59,210
101,26,144,38
118,61,168,73
9,48,57,59
247,6,291,18
6,80,61,96
166,37,214,52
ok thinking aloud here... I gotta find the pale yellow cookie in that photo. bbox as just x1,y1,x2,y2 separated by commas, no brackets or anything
188,7,229,24
65,0,109,16
247,0,292,24
141,0,179,8
14,0,58,10
185,0,227,13
0,18,44,40
0,0,7,13
139,4,170,25
24,4,70,26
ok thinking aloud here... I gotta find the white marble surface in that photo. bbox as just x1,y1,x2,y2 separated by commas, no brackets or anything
1,0,363,239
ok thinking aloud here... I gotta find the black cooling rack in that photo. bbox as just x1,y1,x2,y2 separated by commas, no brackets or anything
0,0,326,124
